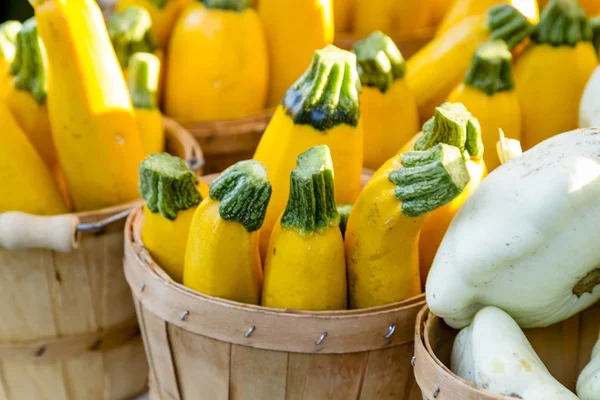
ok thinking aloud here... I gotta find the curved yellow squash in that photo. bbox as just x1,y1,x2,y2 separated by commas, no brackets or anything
333,0,354,32
0,21,20,99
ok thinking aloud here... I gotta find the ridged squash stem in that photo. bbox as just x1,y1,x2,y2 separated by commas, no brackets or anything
464,40,514,95
0,21,21,99
184,160,272,304
107,6,156,69
337,203,352,239
203,0,251,11
6,17,57,169
352,31,419,170
516,0,597,150
139,153,202,282
262,145,347,311
254,44,363,261
345,142,470,309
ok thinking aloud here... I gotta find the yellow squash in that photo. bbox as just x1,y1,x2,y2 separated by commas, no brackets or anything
139,153,202,283
333,0,354,32
6,18,57,169
116,0,193,49
30,0,145,211
515,0,598,150
262,145,346,311
0,21,21,99
128,53,164,155
447,40,521,171
352,31,419,170
184,160,272,305
254,45,363,259
0,103,67,215
346,104,476,309
406,4,533,123
259,0,333,106
166,0,268,121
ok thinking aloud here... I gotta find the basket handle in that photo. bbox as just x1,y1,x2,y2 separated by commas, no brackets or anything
0,212,80,252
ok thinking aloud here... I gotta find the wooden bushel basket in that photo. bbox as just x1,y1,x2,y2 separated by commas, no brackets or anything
0,117,202,400
414,304,600,399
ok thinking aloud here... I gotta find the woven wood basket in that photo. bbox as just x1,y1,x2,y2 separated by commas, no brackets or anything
0,117,202,400
414,304,600,400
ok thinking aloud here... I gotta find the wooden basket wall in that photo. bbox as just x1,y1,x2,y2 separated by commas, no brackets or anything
0,118,202,400
414,304,600,400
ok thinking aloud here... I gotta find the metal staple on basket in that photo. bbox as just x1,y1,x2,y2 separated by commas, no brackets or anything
315,332,328,345
384,323,396,339
244,326,256,338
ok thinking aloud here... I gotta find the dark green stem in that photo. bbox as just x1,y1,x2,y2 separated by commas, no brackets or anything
150,0,167,8
283,44,361,131
590,16,600,55
128,52,160,110
209,160,272,232
390,144,470,217
0,21,21,61
139,153,203,221
9,18,47,105
464,40,514,96
532,0,592,47
415,103,483,160
108,6,157,69
487,4,535,50
336,203,353,239
352,30,406,94
281,145,339,235
203,0,251,11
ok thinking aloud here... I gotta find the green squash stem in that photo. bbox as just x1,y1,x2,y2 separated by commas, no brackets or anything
487,4,535,50
9,18,47,105
128,52,160,110
464,40,514,96
532,0,592,47
336,203,353,238
203,0,251,11
590,16,600,55
107,6,157,68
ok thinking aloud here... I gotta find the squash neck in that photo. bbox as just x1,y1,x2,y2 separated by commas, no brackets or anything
336,203,352,239
532,0,592,47
282,45,361,131
139,153,203,221
464,40,514,96
107,6,156,68
128,52,160,110
0,21,21,61
9,18,47,105
202,0,251,11
486,4,534,50
281,146,339,235
352,30,406,94
209,160,272,232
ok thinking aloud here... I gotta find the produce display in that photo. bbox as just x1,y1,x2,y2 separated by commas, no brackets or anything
0,20,20,98
578,334,600,399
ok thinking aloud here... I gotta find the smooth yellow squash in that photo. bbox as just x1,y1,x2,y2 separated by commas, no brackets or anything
6,18,57,169
259,0,333,106
0,21,21,99
516,0,598,150
128,53,164,155
406,4,533,123
166,0,268,121
30,0,145,211
116,0,193,49
262,146,346,311
352,31,419,170
139,153,202,283
447,40,521,171
184,160,272,304
333,0,354,32
346,104,475,308
254,45,363,259
0,103,67,215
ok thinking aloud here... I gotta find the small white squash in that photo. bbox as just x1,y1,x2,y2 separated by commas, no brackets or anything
577,333,600,400
580,66,600,129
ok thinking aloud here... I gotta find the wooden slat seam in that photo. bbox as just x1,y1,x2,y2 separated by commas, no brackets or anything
227,342,232,400
164,322,183,400
355,350,370,400
137,300,161,398
0,363,11,400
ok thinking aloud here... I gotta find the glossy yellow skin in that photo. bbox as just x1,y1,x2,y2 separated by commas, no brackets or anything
142,205,195,283
333,0,354,32
0,103,67,215
0,58,12,99
398,134,487,285
262,223,347,311
515,42,597,150
116,0,193,49
259,0,334,106
447,84,521,171
345,155,423,309
166,3,268,121
254,106,363,259
135,108,164,156
406,14,490,124
6,86,57,168
34,0,145,212
184,198,263,304
361,81,420,170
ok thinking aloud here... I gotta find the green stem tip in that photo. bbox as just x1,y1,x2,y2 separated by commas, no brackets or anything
108,6,156,69
281,145,339,235
589,16,600,55
487,4,535,50
9,18,47,105
336,203,353,239
415,102,483,160
283,44,361,131
209,160,272,232
139,153,203,221
352,30,406,93
128,52,160,110
390,144,470,217
203,0,252,11
464,40,514,96
533,0,592,47
150,0,167,8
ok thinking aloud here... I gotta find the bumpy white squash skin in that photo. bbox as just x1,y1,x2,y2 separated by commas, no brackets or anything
427,128,600,329
577,335,600,400
452,307,578,399
580,66,600,129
